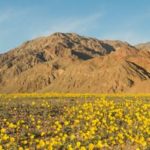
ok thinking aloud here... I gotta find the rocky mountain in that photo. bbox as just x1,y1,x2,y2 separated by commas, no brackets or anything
136,42,150,51
0,32,150,93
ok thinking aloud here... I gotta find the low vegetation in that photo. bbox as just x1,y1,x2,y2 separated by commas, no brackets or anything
0,94,150,150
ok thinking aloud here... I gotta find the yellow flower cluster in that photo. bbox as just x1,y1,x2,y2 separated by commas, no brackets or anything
1,93,150,99
0,95,150,150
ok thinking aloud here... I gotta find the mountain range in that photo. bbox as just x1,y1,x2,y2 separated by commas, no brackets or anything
0,32,150,93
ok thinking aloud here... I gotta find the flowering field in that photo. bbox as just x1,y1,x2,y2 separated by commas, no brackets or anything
0,94,150,150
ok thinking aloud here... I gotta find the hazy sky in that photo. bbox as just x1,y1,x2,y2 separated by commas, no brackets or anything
0,0,150,53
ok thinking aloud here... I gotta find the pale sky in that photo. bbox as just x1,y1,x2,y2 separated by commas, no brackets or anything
0,0,150,53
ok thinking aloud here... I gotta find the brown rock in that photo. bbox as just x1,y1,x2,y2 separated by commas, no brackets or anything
0,32,150,93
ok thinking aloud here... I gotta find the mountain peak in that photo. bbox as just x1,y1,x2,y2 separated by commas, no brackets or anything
0,33,150,93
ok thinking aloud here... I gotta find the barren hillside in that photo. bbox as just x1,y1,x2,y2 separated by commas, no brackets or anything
0,32,150,93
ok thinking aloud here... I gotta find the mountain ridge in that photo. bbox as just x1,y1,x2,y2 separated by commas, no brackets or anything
0,32,150,93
